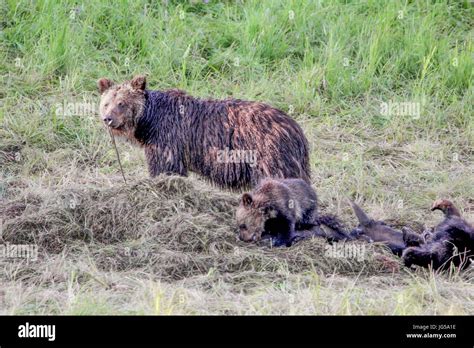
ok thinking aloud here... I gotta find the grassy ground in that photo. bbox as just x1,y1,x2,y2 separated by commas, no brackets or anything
0,0,473,314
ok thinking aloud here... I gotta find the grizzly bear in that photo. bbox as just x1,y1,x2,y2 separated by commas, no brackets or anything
349,201,424,255
402,199,474,270
97,75,310,189
236,178,349,247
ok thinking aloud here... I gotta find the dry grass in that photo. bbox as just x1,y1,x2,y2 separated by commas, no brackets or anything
0,0,472,315
1,174,400,280
1,173,473,315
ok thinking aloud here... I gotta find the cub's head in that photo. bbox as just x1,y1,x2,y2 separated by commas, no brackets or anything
236,193,276,242
97,75,147,131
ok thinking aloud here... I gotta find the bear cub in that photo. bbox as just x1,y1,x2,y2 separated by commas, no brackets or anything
236,178,349,246
402,199,474,270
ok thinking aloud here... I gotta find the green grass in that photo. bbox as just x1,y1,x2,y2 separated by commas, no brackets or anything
0,0,473,314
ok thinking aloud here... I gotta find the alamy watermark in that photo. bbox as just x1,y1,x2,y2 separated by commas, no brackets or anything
325,243,366,262
55,99,96,117
380,100,421,119
0,220,38,261
216,147,258,168
0,243,38,261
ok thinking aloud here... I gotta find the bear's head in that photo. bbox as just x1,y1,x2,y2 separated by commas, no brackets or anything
236,192,276,242
97,75,147,132
430,199,460,218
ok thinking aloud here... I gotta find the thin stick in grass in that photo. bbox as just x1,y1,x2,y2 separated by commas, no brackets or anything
108,126,127,184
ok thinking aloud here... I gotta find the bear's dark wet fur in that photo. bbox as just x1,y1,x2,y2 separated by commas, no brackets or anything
402,200,474,270
349,201,424,256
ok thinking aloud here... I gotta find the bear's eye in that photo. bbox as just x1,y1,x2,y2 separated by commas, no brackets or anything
239,224,247,230
118,101,125,108
104,103,109,108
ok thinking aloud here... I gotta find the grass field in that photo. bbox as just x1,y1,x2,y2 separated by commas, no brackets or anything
0,0,473,314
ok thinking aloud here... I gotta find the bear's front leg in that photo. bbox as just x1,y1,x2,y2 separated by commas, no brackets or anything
285,222,303,246
263,217,295,247
289,226,317,246
144,145,188,178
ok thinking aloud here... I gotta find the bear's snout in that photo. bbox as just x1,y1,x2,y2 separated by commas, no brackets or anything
239,232,260,243
239,233,253,242
238,234,248,242
103,116,119,128
103,116,113,124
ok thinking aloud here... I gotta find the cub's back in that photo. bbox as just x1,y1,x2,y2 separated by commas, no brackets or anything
254,178,317,220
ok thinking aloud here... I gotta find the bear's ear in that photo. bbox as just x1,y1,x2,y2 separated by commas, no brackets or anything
131,75,147,91
242,193,253,207
97,78,114,95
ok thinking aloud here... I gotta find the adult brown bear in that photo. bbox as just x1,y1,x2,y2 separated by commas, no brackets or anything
97,75,310,189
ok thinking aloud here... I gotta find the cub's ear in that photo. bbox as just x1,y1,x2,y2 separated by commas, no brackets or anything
131,75,147,91
241,193,253,207
97,78,114,95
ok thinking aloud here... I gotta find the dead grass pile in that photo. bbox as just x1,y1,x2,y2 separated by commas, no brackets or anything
1,175,400,282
